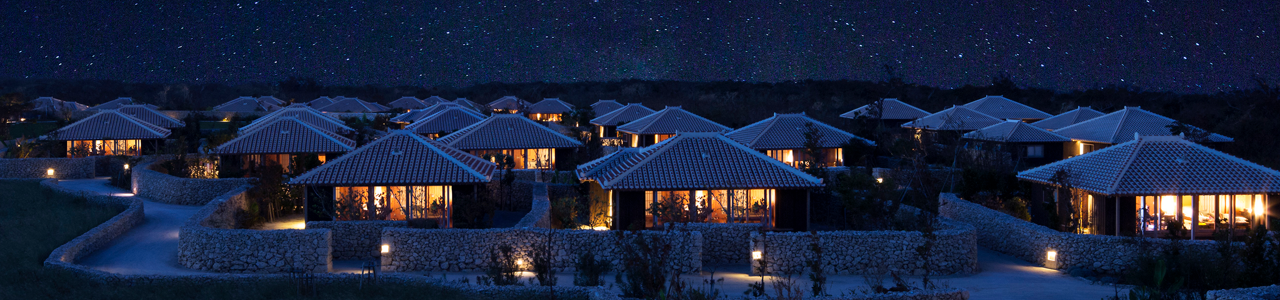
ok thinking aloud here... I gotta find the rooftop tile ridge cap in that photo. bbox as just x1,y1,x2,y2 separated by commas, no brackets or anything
744,114,782,148
108,110,168,137
1104,137,1146,194
407,132,492,182
598,134,684,187
720,133,825,185
435,115,490,145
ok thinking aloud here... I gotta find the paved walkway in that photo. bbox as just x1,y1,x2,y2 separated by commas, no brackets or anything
57,178,208,275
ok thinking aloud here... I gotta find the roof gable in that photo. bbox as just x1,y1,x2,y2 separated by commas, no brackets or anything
317,98,389,113
961,95,1052,120
89,98,137,110
404,107,486,136
1053,107,1232,144
902,105,1003,131
488,96,531,111
590,103,655,126
727,113,873,149
257,96,286,106
616,106,730,134
116,105,185,129
30,97,88,114
389,97,429,110
840,98,931,120
591,100,624,116
1031,106,1105,131
422,96,449,106
438,114,583,150
214,97,272,112
309,97,334,108
527,98,575,114
241,106,354,134
290,131,496,186
963,120,1071,143
577,132,824,190
51,110,171,140
215,117,355,155
1018,136,1280,195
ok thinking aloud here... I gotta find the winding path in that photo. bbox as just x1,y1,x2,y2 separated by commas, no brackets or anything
56,178,207,275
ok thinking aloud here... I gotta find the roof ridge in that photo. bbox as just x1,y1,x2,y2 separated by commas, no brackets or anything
406,131,490,182
598,134,683,187
745,114,781,148
1104,137,1146,194
107,110,168,137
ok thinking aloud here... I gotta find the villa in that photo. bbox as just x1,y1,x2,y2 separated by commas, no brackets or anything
577,132,824,231
390,102,480,125
308,96,335,108
526,98,574,122
962,95,1053,122
50,110,171,157
1053,106,1232,157
437,114,583,170
1031,106,1105,131
839,98,931,127
389,97,430,110
116,105,185,129
1017,135,1278,238
488,96,532,114
590,99,624,117
726,112,873,168
290,130,497,227
316,97,390,113
403,107,486,139
27,97,88,119
240,104,356,135
88,97,157,111
962,120,1072,167
902,105,1003,144
214,117,356,173
213,96,279,112
616,106,730,147
589,103,655,141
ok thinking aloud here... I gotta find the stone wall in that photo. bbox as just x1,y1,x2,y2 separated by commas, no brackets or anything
1207,284,1280,300
938,193,1220,275
381,227,702,273
0,157,95,179
305,220,405,260
132,160,254,205
514,185,552,229
669,222,763,264
38,178,144,272
178,185,332,273
752,219,978,275
744,289,969,300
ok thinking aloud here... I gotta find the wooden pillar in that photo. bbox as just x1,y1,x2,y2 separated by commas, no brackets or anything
1190,195,1197,240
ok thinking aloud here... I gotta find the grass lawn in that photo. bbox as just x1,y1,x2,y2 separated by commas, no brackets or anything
0,180,477,300
7,122,59,139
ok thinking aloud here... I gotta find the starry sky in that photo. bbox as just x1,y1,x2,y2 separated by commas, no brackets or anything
1,1,1275,93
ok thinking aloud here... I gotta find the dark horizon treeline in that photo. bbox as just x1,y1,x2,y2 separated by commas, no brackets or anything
3,76,1278,168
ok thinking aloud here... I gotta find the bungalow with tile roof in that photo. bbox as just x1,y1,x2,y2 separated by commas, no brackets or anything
1031,106,1105,131
591,100,624,117
1053,106,1232,157
404,107,486,139
290,130,496,226
438,114,583,170
241,104,356,135
727,113,873,168
215,117,356,174
589,103,655,141
257,96,286,107
116,105,185,129
27,97,88,119
89,97,157,110
487,96,532,114
317,97,390,113
453,98,484,112
309,97,335,108
902,105,1003,145
1017,135,1278,238
214,96,278,112
962,120,1072,168
389,97,429,110
962,95,1053,122
616,106,730,148
840,98,932,127
577,132,824,231
421,96,449,106
48,110,171,157
390,102,480,125
526,98,575,122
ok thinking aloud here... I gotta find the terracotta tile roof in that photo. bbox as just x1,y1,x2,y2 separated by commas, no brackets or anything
962,95,1052,120
1053,106,1232,144
290,130,496,186
215,117,355,155
389,97,429,110
902,105,1003,131
391,102,481,123
317,98,390,113
437,114,583,150
309,97,334,108
488,96,531,111
962,120,1071,143
1018,135,1280,195
1031,106,1105,131
591,100,624,116
727,113,873,149
590,103,655,126
214,97,275,112
89,97,141,110
116,105,185,129
840,98,931,120
29,97,88,115
453,98,484,111
257,96,286,106
527,98,575,115
404,107,486,136
50,110,171,140
616,106,730,134
576,132,824,190
241,106,355,134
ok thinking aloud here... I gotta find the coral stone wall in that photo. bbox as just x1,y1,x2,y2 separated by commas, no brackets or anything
669,222,763,264
178,185,332,273
752,219,978,275
938,193,1220,275
1206,284,1280,300
0,157,95,179
305,220,405,260
381,228,702,273
38,179,142,266
132,160,254,205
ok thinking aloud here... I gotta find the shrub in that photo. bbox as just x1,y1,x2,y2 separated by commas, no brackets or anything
572,251,613,287
477,245,521,286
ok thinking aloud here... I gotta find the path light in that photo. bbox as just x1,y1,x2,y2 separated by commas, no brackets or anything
876,177,884,184
123,164,130,170
381,244,390,254
1046,249,1059,269
46,168,55,177
752,251,762,261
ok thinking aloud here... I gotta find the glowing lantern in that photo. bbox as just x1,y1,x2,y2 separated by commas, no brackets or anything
46,168,55,176
381,244,390,254
752,251,762,260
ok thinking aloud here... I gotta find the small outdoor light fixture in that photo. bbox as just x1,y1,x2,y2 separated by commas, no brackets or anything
752,251,762,260
123,164,130,170
876,177,884,184
46,168,55,176
1045,249,1059,269
381,244,390,254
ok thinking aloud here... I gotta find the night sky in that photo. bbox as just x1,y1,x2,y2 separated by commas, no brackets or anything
1,1,1275,93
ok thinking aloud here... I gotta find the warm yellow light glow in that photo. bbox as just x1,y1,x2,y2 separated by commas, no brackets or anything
1182,207,1193,219
876,178,884,184
516,259,525,266
1077,141,1084,155
381,244,390,254
783,150,794,163
752,251,762,260
19,118,25,122
1047,250,1057,262
1255,196,1264,217
1161,195,1177,216
46,168,54,176
221,118,231,122
592,226,608,231
123,164,130,170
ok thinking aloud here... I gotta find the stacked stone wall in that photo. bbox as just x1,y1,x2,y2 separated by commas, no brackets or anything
178,185,332,273
1206,284,1280,300
669,222,762,264
752,219,978,275
133,160,254,205
0,157,95,179
305,220,405,260
381,227,702,273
